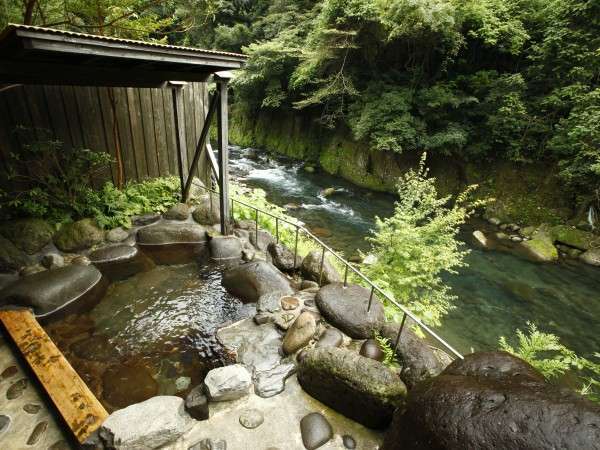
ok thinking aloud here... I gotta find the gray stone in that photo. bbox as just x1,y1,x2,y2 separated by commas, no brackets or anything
192,195,221,225
0,236,33,272
267,242,300,272
380,321,449,389
472,230,488,248
204,364,252,401
26,420,48,445
0,415,9,434
254,362,296,398
343,435,356,449
137,222,208,244
301,251,341,285
281,295,300,310
189,438,226,450
580,248,600,266
315,283,385,339
23,403,41,414
89,245,138,264
41,253,65,269
19,263,45,276
0,265,105,319
487,217,501,226
132,213,160,226
176,376,191,391
300,280,319,290
300,412,333,450
6,378,27,399
316,328,343,348
222,261,292,303
106,227,129,243
382,352,600,450
298,347,407,429
257,291,284,313
0,218,54,254
360,339,385,362
54,218,104,252
164,202,190,220
254,313,274,325
239,408,264,429
99,396,194,450
249,229,275,251
209,236,242,261
242,248,255,262
185,385,209,421
283,312,317,355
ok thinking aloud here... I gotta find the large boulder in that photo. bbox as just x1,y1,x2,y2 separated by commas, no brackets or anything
249,229,275,251
137,222,207,245
0,218,54,254
54,218,104,252
580,248,600,266
99,396,194,450
267,242,300,272
163,203,190,220
301,250,341,285
315,283,385,339
0,236,33,273
221,260,292,303
209,236,242,262
192,194,221,225
382,351,600,450
89,245,152,280
380,322,450,388
0,264,105,320
550,225,597,251
520,232,558,262
297,347,407,429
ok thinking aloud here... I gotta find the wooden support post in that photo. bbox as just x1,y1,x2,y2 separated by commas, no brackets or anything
182,91,220,202
216,73,231,235
171,82,189,197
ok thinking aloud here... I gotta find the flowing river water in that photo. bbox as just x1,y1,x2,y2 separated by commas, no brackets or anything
229,145,600,359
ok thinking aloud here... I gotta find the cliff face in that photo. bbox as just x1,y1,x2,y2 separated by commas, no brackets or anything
230,106,574,227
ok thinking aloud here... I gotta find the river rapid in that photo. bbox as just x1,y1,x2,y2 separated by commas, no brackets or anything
229,145,600,359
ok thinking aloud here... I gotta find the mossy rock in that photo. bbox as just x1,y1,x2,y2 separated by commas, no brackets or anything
0,236,33,272
521,233,558,262
54,218,104,252
0,218,54,254
549,225,598,251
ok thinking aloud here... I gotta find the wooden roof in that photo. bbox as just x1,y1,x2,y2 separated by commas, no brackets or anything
0,24,247,87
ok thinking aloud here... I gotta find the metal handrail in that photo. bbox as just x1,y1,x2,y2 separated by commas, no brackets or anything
199,183,463,360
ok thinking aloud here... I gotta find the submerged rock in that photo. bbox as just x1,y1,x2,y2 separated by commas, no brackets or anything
54,218,104,252
102,361,158,409
300,412,333,450
222,261,292,303
382,351,600,450
315,283,384,339
99,396,194,450
298,347,407,429
185,384,209,421
301,251,341,285
0,218,54,254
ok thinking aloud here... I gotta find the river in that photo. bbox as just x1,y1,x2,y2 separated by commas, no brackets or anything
228,145,600,359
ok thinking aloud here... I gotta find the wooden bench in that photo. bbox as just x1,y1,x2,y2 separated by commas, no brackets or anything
0,309,108,444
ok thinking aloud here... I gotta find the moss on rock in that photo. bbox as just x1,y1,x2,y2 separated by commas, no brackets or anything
54,218,104,252
549,225,599,250
521,233,559,262
0,218,54,254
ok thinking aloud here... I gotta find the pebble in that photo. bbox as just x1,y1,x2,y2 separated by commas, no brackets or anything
300,412,333,450
0,365,17,379
239,408,264,429
23,403,41,414
175,376,191,391
0,415,10,434
342,434,357,449
26,421,48,445
316,328,343,348
6,378,27,399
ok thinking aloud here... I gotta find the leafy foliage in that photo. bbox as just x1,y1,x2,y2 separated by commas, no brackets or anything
374,332,401,370
362,153,486,326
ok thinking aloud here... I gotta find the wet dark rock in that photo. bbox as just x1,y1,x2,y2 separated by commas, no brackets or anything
267,242,300,272
23,403,41,414
102,362,158,409
26,420,48,445
316,328,343,348
71,335,115,362
315,283,385,339
185,385,209,421
380,322,452,388
89,244,150,280
342,435,356,449
164,202,190,220
209,236,242,261
301,251,340,285
360,339,385,362
19,263,46,277
222,261,292,303
89,244,137,264
254,361,296,398
1,365,18,379
298,347,406,429
189,438,227,450
0,218,54,254
283,312,317,355
0,236,33,272
137,222,208,245
0,273,18,291
300,412,333,450
54,218,104,252
106,226,129,243
382,351,600,450
132,213,160,226
0,415,9,434
239,408,264,429
0,265,105,320
41,253,65,269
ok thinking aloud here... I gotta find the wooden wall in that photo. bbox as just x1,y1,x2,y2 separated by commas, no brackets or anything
0,82,211,188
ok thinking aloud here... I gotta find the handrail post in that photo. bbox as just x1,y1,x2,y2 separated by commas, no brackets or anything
343,264,348,287
255,209,259,244
275,218,279,243
367,286,374,312
318,247,326,286
393,313,407,353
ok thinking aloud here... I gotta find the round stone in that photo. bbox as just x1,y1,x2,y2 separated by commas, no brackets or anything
0,415,10,434
23,403,41,414
26,420,48,445
1,365,18,379
280,296,300,310
6,378,27,400
300,412,333,450
359,339,385,362
342,434,356,449
239,408,264,429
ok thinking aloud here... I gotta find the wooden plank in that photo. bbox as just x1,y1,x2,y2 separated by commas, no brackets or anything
0,95,17,185
162,89,178,176
112,87,136,183
138,89,159,178
0,309,108,444
217,79,230,234
150,88,170,176
43,85,74,150
60,86,86,150
172,87,188,193
97,87,119,184
127,88,148,180
24,85,53,140
183,84,196,178
193,83,204,179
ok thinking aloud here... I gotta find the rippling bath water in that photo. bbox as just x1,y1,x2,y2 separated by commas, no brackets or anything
46,262,254,412
229,145,600,359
